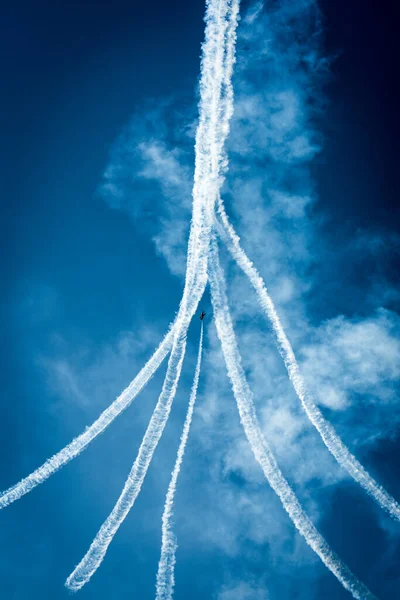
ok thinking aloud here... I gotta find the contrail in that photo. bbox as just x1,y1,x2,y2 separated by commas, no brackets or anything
0,324,175,511
208,236,377,600
65,153,210,590
65,291,205,592
156,322,203,600
66,0,236,590
215,198,400,523
66,241,208,591
218,0,239,169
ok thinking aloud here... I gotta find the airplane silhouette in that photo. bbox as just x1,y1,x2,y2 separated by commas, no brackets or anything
199,311,206,321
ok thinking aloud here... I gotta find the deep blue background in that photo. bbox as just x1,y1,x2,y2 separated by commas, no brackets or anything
1,1,399,598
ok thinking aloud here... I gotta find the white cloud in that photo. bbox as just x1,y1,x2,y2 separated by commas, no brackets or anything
38,322,165,420
99,100,194,277
300,310,400,447
217,580,270,600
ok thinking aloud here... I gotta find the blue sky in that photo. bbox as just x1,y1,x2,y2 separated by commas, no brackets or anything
1,1,400,599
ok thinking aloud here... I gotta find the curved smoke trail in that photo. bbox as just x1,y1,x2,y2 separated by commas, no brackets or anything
65,283,206,591
215,198,400,523
0,325,175,511
208,235,377,600
66,0,238,590
155,322,203,600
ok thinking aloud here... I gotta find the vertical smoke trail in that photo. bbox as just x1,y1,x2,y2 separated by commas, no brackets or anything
208,236,377,600
218,0,239,171
66,0,239,590
0,324,175,511
155,322,203,600
215,199,400,522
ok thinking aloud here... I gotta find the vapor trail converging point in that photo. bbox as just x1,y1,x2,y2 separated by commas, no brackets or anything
208,235,377,600
156,322,203,600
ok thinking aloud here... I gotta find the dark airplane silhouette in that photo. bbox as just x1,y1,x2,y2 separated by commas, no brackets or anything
199,311,206,321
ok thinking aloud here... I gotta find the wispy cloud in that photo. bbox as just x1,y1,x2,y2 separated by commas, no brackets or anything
38,321,167,429
217,579,270,600
99,100,195,276
301,309,400,441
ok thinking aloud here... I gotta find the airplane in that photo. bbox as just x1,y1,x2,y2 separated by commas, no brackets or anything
199,311,206,321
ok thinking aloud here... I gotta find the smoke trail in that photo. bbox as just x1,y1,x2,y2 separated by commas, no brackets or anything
66,162,209,591
65,255,209,592
0,211,206,515
215,198,400,523
0,324,175,511
65,0,239,590
66,196,209,591
66,224,209,591
65,293,204,591
155,322,203,600
208,236,377,600
218,0,239,170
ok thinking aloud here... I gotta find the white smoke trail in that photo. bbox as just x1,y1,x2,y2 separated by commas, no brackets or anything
65,294,204,592
65,0,237,590
65,181,209,591
0,324,175,511
155,322,203,600
208,236,377,600
65,239,209,592
218,0,239,171
215,198,400,523
65,231,207,591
